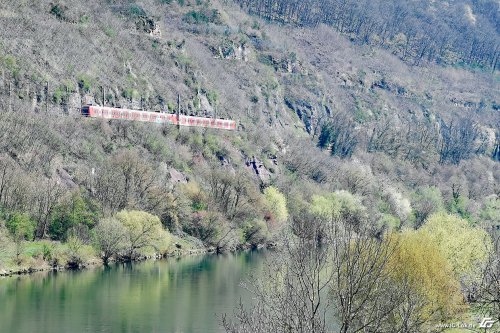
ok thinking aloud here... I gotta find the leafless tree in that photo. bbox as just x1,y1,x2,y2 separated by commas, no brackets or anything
222,224,334,333
439,117,482,165
476,233,500,323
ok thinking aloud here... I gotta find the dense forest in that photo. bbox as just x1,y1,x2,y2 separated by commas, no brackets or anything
0,0,498,331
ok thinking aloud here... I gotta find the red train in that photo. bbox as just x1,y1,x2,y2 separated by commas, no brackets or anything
81,105,237,130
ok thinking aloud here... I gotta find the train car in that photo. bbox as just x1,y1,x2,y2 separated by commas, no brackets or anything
81,104,237,130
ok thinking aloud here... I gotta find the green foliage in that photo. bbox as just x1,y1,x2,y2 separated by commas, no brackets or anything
53,81,74,104
449,193,470,221
183,9,221,24
6,213,35,241
77,74,93,93
257,54,274,67
310,191,365,224
263,186,288,224
79,15,90,24
122,88,139,100
115,210,166,258
242,219,268,246
65,234,95,268
420,212,492,281
378,213,400,230
179,182,207,212
1,55,18,72
388,232,463,321
50,4,66,20
205,89,218,106
317,125,331,149
23,240,54,261
49,191,99,241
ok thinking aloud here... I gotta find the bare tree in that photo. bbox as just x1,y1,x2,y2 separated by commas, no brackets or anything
34,177,64,239
317,113,358,158
92,217,128,265
476,233,500,323
439,117,481,165
222,224,334,333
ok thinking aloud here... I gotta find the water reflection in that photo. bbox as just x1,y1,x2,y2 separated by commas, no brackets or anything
0,251,266,333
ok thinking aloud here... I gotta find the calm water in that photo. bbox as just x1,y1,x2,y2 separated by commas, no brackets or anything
0,251,267,333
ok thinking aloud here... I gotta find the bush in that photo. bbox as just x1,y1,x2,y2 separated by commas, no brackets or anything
64,235,95,268
50,4,66,21
127,5,146,17
77,74,93,93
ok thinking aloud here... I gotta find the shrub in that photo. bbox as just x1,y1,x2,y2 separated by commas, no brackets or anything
65,235,95,268
183,9,221,24
50,4,66,21
127,5,146,17
103,26,116,38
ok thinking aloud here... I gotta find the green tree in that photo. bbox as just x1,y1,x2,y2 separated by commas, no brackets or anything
115,210,165,259
263,186,288,225
49,191,99,240
310,191,366,231
387,232,463,329
6,212,35,241
5,212,35,264
420,212,492,282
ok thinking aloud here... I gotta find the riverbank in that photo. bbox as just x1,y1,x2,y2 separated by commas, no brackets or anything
0,235,211,277
0,237,270,278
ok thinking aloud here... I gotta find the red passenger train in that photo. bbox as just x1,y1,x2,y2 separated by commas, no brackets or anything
81,105,237,130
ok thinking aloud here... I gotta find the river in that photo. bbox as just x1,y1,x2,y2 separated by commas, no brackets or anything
0,251,267,333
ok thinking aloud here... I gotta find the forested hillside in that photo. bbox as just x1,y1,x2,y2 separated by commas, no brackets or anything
0,1,499,327
235,0,500,71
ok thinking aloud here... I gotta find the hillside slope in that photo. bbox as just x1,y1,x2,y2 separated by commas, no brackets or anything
0,0,498,253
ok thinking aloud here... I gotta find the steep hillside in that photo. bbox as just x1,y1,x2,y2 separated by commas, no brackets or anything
0,0,498,258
